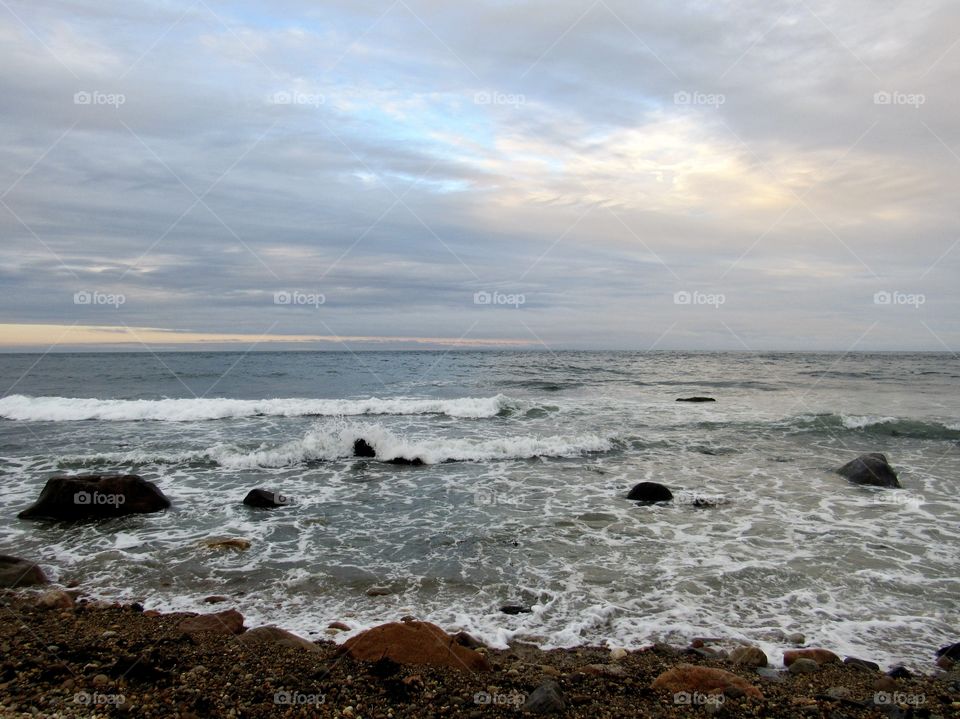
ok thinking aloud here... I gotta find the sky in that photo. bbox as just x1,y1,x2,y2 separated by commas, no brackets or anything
1,0,958,351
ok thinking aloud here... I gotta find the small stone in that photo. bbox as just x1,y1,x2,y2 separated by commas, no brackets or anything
755,667,784,683
787,632,805,644
887,665,913,679
729,646,767,668
101,630,118,638
203,595,229,604
366,586,392,597
826,686,851,700
521,680,565,714
937,655,956,670
92,674,110,688
610,647,628,661
788,658,819,674
36,590,73,610
844,657,880,673
541,665,560,677
329,621,351,631
506,668,520,678
499,603,532,615
874,676,897,692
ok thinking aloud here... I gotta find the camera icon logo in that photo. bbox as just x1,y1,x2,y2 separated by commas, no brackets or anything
74,290,92,304
674,91,692,105
474,291,492,305
74,91,91,105
274,291,292,305
74,491,91,505
873,91,892,105
673,290,692,305
873,290,892,305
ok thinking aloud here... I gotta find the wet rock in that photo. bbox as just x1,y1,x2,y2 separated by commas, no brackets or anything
626,482,673,503
579,663,625,677
676,397,716,403
844,657,880,672
177,609,245,637
203,595,229,604
242,488,290,508
937,654,956,670
328,621,351,631
235,626,320,653
341,621,490,672
353,439,376,458
36,590,73,610
729,646,767,668
366,586,392,597
386,456,425,466
521,680,565,713
452,631,484,649
836,453,901,488
0,555,48,588
651,663,763,699
887,665,912,679
873,676,897,692
201,538,251,551
937,642,960,661
787,632,805,644
17,474,171,520
788,658,819,674
609,647,628,661
825,686,851,700
499,603,532,615
756,667,785,683
783,648,841,666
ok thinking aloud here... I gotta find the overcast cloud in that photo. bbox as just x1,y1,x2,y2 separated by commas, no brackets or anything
1,0,958,350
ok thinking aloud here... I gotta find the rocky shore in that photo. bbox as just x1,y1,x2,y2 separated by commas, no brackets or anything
1,589,957,719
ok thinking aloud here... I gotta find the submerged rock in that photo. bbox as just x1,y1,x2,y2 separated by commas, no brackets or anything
651,663,763,699
18,474,170,520
341,620,490,671
242,488,290,508
386,456,425,466
201,538,251,551
836,453,901,488
353,439,376,457
0,555,48,588
500,603,532,615
676,397,716,403
626,482,673,503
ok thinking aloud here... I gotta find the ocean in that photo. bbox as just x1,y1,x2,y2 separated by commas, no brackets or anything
0,350,957,668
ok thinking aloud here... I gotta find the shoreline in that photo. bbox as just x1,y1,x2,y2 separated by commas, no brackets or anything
2,588,957,718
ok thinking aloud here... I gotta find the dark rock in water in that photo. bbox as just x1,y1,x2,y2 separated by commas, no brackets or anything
887,665,912,679
353,438,376,457
937,642,960,661
676,397,716,403
521,680,565,713
386,456,424,466
0,555,49,588
626,482,673,503
836,453,901,488
499,603,532,615
453,630,484,649
844,656,880,672
242,488,290,508
17,474,170,520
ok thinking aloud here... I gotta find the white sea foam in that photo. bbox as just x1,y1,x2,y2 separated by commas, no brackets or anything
0,394,520,422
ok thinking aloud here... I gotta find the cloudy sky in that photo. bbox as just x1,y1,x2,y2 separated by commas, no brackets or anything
1,0,958,351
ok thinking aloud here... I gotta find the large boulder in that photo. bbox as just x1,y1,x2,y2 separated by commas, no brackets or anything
783,648,841,666
17,474,170,520
341,621,490,672
651,663,763,699
836,453,901,488
236,626,320,653
242,489,290,508
0,555,49,588
626,482,673,503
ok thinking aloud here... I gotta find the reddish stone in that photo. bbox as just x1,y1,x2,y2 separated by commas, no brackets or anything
177,609,245,636
651,663,763,699
783,649,841,666
341,621,490,672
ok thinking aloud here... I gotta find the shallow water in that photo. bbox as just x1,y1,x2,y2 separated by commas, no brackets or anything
0,350,957,668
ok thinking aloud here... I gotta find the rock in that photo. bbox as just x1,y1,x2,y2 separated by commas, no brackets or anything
729,646,767,667
452,631,484,649
521,680,565,713
937,655,956,670
366,586,392,597
36,590,73,610
353,439,376,458
329,621,351,631
626,482,673,503
341,621,490,671
787,632,805,644
242,489,290,508
755,667,784,683
788,658,819,674
177,609,245,637
844,657,880,672
579,663,625,677
783,649,841,666
609,647,628,661
651,664,763,699
499,603,532,615
203,595,229,604
873,676,897,692
235,626,320,653
937,642,960,661
201,538,251,551
92,674,110,689
386,456,425,466
825,686,851,700
0,555,48,588
887,665,912,679
836,453,901,488
18,474,171,520
676,397,716,403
